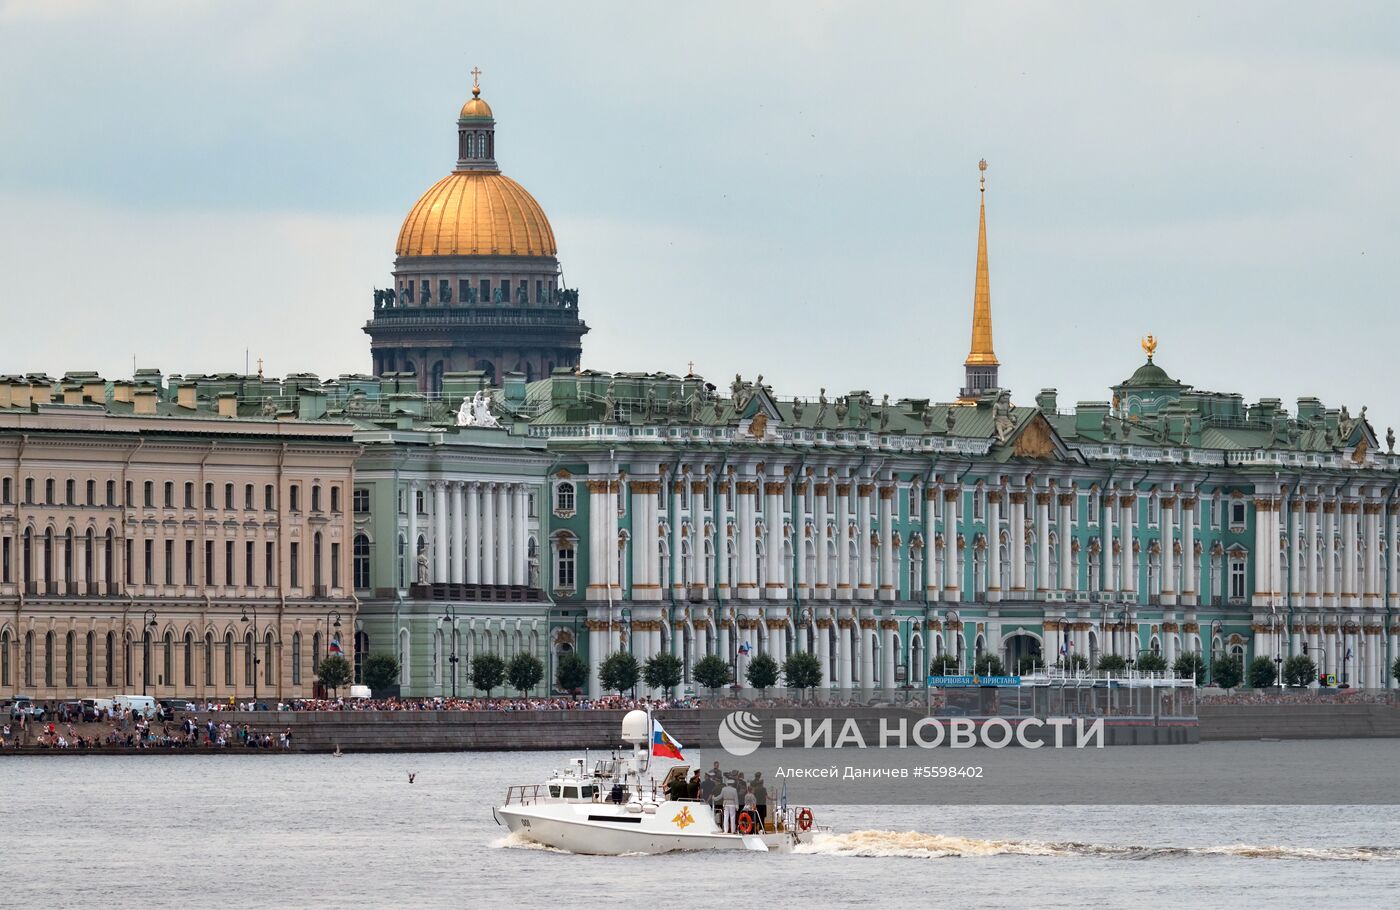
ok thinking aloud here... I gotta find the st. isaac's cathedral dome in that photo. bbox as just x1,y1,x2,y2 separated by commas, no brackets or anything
395,84,557,258
365,74,587,391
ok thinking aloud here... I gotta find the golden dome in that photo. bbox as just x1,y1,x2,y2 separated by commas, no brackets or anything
460,86,493,119
396,171,557,258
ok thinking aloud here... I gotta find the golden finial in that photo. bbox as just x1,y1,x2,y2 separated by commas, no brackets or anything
471,65,482,97
1141,334,1158,362
978,158,987,193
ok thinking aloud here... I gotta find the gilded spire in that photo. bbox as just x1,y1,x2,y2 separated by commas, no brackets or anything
965,159,998,368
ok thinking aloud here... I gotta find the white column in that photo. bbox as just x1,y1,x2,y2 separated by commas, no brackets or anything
671,479,686,596
737,479,757,600
465,483,481,585
1305,501,1319,608
1322,501,1336,607
814,483,830,600
1102,493,1116,593
836,616,852,691
1120,492,1135,599
690,478,704,596
715,479,730,599
1287,502,1301,606
878,485,895,601
450,482,464,585
923,488,940,604
816,617,831,686
856,483,874,599
512,484,528,586
495,483,511,585
765,479,788,600
480,484,495,585
1341,500,1358,608
1161,493,1176,605
1035,490,1051,594
1058,492,1074,593
986,490,1002,601
1182,497,1197,605
881,619,896,690
587,623,602,699
1364,502,1380,608
1010,490,1027,595
836,483,852,600
632,481,651,600
405,481,419,586
943,487,961,601
431,482,448,583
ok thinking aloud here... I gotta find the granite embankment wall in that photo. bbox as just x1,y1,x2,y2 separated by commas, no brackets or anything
204,707,1195,752
1197,703,1400,740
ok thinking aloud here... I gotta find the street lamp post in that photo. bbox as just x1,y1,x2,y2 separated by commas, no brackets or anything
324,609,342,692
241,606,260,702
141,610,157,696
1209,619,1224,682
944,609,961,673
442,605,458,698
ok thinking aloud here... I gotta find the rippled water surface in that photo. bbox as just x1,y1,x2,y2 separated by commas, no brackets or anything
4,743,1398,909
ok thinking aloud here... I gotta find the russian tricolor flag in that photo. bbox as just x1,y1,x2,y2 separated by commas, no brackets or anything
652,719,685,760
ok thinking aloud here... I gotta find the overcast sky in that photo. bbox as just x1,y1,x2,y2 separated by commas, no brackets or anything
2,1,1397,428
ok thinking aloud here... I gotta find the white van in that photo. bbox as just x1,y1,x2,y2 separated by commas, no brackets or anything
114,695,158,718
348,685,372,700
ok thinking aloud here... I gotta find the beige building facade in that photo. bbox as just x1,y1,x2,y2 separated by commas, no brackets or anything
0,376,361,701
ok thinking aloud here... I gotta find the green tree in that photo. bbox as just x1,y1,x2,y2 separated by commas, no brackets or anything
1014,654,1042,676
1282,654,1317,688
315,655,353,695
599,651,640,696
507,652,545,696
471,653,506,697
1058,653,1090,672
692,654,732,696
643,652,684,695
745,653,780,694
1135,652,1168,674
1248,655,1279,689
1096,654,1128,674
783,651,823,693
1211,655,1243,690
1392,655,1400,688
1173,651,1207,686
361,652,399,697
973,653,1005,676
555,651,589,695
928,652,960,675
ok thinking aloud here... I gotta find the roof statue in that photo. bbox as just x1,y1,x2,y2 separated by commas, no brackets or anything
1141,334,1158,362
456,390,500,429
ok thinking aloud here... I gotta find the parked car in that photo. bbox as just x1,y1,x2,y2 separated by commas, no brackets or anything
6,697,46,721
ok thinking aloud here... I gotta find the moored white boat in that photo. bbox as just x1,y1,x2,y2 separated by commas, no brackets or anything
493,710,825,855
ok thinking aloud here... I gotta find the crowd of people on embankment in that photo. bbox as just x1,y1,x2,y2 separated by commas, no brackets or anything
1,707,298,752
1198,689,1399,706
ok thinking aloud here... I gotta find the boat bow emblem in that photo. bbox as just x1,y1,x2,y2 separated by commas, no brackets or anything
672,806,695,830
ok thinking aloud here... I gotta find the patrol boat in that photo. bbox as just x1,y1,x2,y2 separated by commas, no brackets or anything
492,709,823,855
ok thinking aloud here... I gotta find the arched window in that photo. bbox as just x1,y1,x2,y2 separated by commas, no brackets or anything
554,481,575,515
398,628,410,685
184,631,194,687
353,534,371,589
265,632,275,686
205,632,214,687
64,631,74,687
313,532,323,589
85,631,95,687
1,629,9,687
163,630,173,688
223,631,234,687
24,630,34,687
105,631,115,686
292,631,302,685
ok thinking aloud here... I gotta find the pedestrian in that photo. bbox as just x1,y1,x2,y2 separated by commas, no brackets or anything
751,772,768,826
719,779,739,834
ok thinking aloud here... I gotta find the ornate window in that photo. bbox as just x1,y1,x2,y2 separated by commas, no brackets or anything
353,534,371,590
554,481,576,516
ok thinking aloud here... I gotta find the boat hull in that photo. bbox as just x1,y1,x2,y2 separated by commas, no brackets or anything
495,801,808,855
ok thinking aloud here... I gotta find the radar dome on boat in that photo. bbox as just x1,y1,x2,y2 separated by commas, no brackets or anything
621,710,650,745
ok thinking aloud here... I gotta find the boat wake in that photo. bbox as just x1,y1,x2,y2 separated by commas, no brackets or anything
491,831,570,853
794,831,1400,862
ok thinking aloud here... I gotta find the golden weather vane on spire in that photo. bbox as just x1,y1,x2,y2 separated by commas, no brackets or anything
979,158,988,193
1141,334,1158,362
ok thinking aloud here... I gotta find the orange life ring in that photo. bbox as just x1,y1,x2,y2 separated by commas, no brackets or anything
796,808,814,831
737,810,756,834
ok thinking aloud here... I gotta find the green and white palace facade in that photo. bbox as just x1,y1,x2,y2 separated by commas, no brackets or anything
4,79,1399,699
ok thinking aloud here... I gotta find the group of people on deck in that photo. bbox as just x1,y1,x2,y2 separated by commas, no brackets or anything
664,762,769,835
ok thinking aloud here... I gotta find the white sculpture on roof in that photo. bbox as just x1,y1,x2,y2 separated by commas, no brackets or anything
456,390,500,429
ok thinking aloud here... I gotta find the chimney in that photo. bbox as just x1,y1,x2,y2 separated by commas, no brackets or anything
82,378,106,404
0,380,12,410
177,383,198,410
112,381,133,403
133,388,158,415
11,382,31,410
29,382,52,406
62,384,83,405
1035,388,1058,412
217,392,238,418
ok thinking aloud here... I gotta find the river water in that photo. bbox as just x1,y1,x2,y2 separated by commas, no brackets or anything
4,742,1398,909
